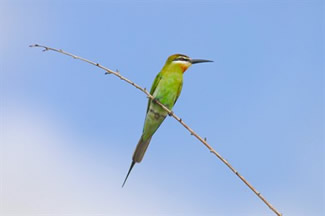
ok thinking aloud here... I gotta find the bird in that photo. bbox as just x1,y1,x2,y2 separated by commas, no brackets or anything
122,54,213,187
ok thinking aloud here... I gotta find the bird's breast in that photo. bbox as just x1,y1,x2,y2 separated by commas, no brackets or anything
153,74,182,108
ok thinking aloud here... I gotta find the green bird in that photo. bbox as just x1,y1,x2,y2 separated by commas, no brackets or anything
122,54,212,187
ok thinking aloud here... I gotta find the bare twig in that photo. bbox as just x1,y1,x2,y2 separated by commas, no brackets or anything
30,44,282,216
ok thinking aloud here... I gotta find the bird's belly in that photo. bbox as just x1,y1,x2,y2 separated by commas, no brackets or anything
153,78,180,109
142,105,166,139
142,75,182,140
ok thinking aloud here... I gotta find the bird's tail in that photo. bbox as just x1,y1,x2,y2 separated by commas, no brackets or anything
133,135,152,163
122,135,152,187
122,161,135,187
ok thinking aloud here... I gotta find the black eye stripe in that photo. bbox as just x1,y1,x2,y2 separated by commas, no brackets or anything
174,57,190,62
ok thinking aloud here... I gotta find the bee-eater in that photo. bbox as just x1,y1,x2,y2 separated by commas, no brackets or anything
122,54,212,187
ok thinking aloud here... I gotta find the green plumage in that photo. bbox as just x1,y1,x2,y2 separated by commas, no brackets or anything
122,54,212,187
133,56,184,162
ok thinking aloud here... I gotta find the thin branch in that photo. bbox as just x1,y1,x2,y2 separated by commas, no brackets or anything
30,44,282,216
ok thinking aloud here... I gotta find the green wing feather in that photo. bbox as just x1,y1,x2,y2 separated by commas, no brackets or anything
174,80,183,106
146,73,162,113
146,73,183,112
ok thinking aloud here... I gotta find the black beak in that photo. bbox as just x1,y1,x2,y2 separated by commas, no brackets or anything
191,59,213,64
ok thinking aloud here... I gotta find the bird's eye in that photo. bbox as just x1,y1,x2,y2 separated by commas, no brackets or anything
175,57,187,62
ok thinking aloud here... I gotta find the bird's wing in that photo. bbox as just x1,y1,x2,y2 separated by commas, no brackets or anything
146,73,162,113
173,80,183,105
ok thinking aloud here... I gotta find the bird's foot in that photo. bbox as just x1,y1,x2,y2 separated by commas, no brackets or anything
152,97,160,104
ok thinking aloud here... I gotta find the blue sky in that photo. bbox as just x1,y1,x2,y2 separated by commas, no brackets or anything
1,0,324,215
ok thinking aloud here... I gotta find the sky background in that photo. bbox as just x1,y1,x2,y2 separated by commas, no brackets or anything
1,0,324,215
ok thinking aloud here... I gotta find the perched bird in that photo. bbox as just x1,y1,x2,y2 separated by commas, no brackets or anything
122,54,212,187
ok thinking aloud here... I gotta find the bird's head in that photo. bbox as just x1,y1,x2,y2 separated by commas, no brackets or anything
166,54,213,73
